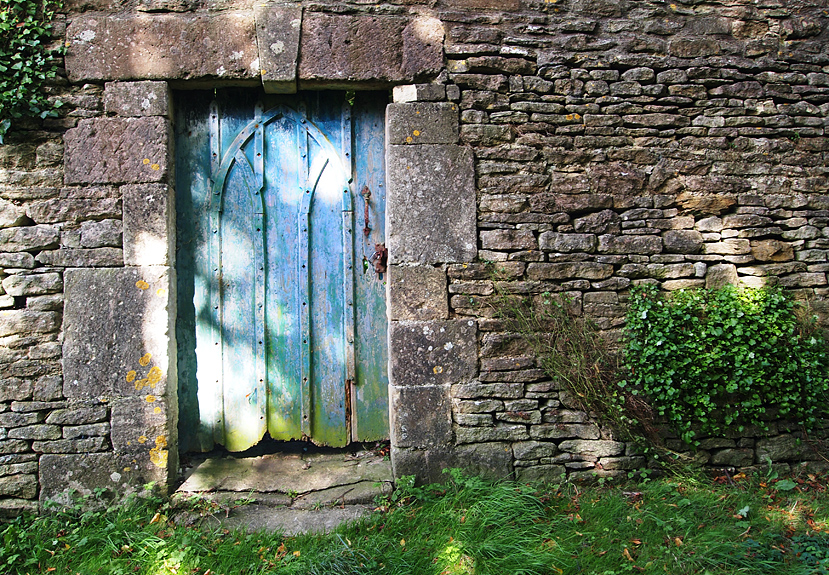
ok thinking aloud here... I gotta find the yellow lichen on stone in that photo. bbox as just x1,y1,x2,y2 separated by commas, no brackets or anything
126,370,136,383
136,280,150,290
143,158,150,165
146,395,156,403
149,436,168,469
151,164,160,171
139,353,152,366
156,288,166,297
153,407,162,414
134,378,149,391
147,366,163,386
413,130,421,136
137,435,147,444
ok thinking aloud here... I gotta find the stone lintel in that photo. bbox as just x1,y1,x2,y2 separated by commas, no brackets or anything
64,117,171,185
387,102,459,145
387,144,476,264
66,12,259,82
123,184,175,266
63,267,176,401
298,13,444,89
255,3,302,94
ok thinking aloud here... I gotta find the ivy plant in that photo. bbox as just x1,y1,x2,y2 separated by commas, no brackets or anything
620,284,829,445
0,0,63,143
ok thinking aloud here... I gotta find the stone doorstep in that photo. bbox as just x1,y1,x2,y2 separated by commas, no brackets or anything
173,451,393,534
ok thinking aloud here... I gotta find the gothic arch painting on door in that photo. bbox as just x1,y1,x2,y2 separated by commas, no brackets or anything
176,91,388,452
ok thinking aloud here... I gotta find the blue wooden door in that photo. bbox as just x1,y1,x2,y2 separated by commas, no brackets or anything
176,91,388,451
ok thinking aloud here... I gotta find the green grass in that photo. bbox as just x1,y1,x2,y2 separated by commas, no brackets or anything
3,468,829,575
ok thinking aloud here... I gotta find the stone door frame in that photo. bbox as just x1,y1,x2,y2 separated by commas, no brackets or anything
61,78,480,490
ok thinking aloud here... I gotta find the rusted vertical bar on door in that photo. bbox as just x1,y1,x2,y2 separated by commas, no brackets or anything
297,103,312,436
253,103,267,418
207,101,224,443
341,102,358,441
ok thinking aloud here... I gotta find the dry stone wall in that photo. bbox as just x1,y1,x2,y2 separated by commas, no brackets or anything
0,0,828,511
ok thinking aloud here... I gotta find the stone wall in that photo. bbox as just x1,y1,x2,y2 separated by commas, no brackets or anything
0,0,828,512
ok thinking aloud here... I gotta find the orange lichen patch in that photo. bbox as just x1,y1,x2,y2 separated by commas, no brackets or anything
134,378,149,391
125,371,136,383
137,435,148,444
151,164,160,171
147,366,163,386
156,288,167,297
136,280,150,290
143,158,151,165
139,353,152,366
413,130,421,136
149,436,168,468
433,366,444,374
406,136,413,143
146,395,156,403
153,407,162,414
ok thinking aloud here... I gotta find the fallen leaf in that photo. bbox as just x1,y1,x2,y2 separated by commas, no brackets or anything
292,551,300,557
674,537,683,547
400,539,406,547
623,548,634,562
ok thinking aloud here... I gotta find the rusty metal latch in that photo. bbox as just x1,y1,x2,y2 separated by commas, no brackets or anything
371,243,388,275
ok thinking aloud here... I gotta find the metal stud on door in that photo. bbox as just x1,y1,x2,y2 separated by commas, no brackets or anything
176,91,389,452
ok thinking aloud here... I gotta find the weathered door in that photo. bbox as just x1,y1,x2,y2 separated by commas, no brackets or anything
176,91,388,452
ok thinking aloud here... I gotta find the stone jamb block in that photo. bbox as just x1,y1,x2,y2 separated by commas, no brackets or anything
387,102,459,145
388,264,449,321
63,267,176,402
390,384,452,449
123,184,175,267
39,452,169,508
64,117,171,185
254,3,302,94
387,144,476,264
389,319,478,387
392,84,447,103
104,81,171,117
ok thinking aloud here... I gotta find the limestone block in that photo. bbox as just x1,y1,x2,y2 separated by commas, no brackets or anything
123,184,174,266
526,262,613,280
387,103,459,145
63,267,175,400
388,265,448,321
539,232,597,253
387,144,476,264
392,84,447,103
756,434,806,462
66,12,258,82
65,117,170,185
0,499,37,519
480,229,537,251
110,395,176,482
0,474,37,498
663,230,704,254
39,452,162,507
80,219,123,248
0,379,34,402
391,445,456,485
516,464,567,482
557,439,625,457
454,442,513,480
709,448,754,467
104,81,170,117
706,263,738,289
254,3,301,94
1,273,62,297
299,13,443,88
752,239,794,262
530,424,601,440
390,385,452,449
46,404,108,425
0,225,58,252
0,199,26,229
389,319,477,387
513,441,558,460
0,310,60,338
598,234,663,255
63,423,110,439
26,199,121,224
36,248,123,267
